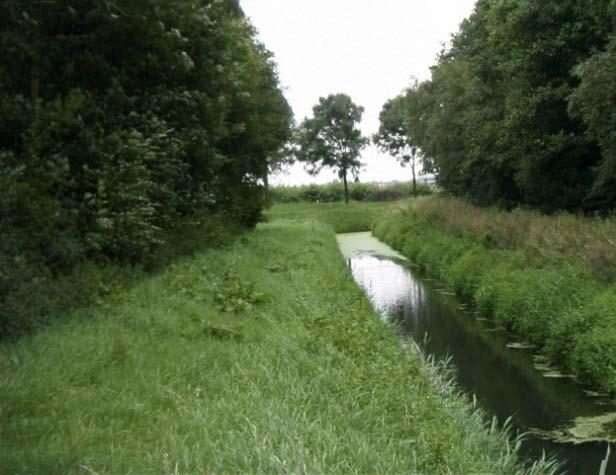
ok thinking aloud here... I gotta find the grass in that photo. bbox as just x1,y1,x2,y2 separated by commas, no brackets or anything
1,211,243,338
0,210,556,474
267,201,404,233
374,195,616,394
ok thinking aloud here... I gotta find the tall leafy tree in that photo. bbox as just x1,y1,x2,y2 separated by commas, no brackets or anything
295,94,368,204
569,37,616,209
374,95,421,195
388,0,615,212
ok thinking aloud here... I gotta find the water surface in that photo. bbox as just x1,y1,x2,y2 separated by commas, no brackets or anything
337,232,615,475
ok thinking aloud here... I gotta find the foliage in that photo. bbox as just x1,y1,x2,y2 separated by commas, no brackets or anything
380,0,616,212
209,270,271,313
395,196,616,282
569,36,616,210
295,94,369,204
568,287,616,393
0,220,556,474
0,211,242,337
373,94,423,195
373,197,616,394
0,0,292,336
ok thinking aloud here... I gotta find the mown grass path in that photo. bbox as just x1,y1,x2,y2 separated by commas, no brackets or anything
1,217,550,474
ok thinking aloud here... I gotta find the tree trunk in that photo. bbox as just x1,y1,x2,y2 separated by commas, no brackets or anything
342,171,349,204
263,168,271,206
411,160,417,197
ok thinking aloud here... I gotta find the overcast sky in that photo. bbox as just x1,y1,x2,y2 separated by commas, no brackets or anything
240,0,477,185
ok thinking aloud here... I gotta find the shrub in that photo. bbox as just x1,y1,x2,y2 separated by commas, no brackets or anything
446,250,499,302
270,181,433,203
568,287,616,393
573,327,616,394
486,268,596,341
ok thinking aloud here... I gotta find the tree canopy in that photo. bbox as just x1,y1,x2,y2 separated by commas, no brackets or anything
380,0,615,212
295,94,368,203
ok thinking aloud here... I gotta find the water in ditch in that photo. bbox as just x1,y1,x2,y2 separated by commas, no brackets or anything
337,232,615,475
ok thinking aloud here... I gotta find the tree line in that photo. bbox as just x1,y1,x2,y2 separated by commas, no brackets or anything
0,0,292,335
381,0,616,212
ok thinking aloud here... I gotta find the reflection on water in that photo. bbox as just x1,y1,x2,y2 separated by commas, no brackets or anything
350,254,425,316
339,233,615,475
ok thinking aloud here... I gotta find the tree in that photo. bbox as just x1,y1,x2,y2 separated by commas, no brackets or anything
295,94,368,204
569,37,616,210
393,0,615,212
0,0,292,335
374,95,421,196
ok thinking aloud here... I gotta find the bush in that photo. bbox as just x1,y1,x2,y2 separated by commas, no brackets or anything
0,211,241,339
483,267,596,341
397,196,616,282
446,250,502,302
269,181,433,203
0,1,292,338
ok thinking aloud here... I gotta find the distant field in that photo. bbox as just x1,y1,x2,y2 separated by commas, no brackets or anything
0,214,552,474
266,200,405,233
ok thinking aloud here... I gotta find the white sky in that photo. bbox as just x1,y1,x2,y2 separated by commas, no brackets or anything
240,0,477,186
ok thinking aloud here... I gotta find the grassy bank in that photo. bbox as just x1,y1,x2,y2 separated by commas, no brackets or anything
1,213,553,473
374,196,616,395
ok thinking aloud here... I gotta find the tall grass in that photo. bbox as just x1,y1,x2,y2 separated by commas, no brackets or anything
404,196,616,281
374,196,616,394
0,219,555,474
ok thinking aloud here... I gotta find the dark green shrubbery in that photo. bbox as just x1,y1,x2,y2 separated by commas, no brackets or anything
374,198,616,394
269,181,432,203
0,1,292,337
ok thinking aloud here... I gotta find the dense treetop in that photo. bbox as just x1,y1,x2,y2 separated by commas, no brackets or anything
382,0,616,212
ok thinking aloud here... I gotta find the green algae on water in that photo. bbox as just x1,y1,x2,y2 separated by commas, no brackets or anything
336,232,407,260
532,413,616,444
